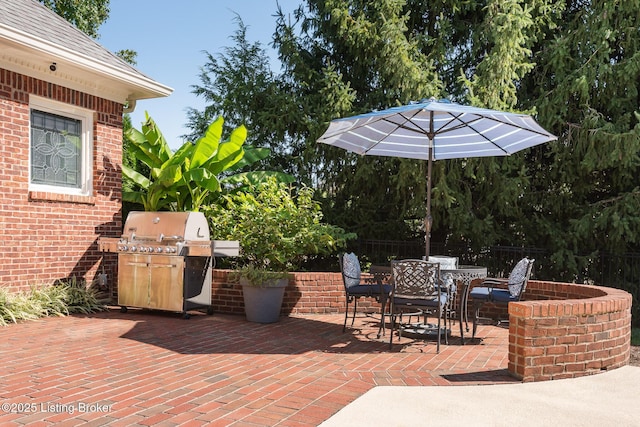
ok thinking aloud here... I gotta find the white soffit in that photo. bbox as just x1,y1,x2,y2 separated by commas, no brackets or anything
0,24,173,106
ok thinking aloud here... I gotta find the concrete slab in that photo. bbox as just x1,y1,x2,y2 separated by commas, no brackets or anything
321,365,640,427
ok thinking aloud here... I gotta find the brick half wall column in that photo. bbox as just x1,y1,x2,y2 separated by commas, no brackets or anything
508,281,632,382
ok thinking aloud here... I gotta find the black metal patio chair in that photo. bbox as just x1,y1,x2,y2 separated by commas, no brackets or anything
469,257,535,339
389,259,449,353
339,252,392,336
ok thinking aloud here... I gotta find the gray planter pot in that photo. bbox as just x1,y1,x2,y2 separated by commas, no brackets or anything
240,278,288,323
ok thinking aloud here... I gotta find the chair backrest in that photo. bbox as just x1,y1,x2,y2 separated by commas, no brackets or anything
508,258,535,300
339,252,362,289
368,264,392,286
391,259,440,300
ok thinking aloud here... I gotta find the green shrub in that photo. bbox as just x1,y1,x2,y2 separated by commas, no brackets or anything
60,278,106,314
205,177,355,278
29,284,69,317
0,288,41,323
0,280,105,326
0,289,15,326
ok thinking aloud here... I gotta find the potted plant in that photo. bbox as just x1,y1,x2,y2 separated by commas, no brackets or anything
232,265,289,323
205,177,354,323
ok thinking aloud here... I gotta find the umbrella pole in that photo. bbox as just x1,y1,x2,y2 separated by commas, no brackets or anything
425,143,433,260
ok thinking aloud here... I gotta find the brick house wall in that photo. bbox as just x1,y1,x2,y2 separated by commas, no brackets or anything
0,68,121,290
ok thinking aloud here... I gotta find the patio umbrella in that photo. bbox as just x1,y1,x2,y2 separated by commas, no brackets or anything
317,98,557,258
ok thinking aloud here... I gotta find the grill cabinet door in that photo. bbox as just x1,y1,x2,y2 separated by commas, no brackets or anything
118,254,186,312
148,255,185,312
118,254,150,308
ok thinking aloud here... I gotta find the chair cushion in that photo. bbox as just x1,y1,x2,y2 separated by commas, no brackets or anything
469,287,491,301
394,294,448,309
508,258,530,298
489,289,514,303
347,284,374,297
470,287,515,303
380,283,393,295
441,272,455,288
439,272,457,295
342,253,361,288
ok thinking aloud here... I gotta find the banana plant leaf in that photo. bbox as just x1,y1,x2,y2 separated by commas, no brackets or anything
125,128,166,168
183,168,221,193
122,190,144,205
121,164,150,189
140,114,172,162
190,116,223,169
228,147,271,171
155,164,183,188
204,125,247,174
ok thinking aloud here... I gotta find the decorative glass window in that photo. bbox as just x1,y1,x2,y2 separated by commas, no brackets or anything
30,110,81,188
29,97,93,196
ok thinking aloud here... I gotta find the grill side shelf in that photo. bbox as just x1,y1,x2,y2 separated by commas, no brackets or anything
98,237,120,252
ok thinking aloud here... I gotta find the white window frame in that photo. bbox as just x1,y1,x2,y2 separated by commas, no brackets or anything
29,96,93,197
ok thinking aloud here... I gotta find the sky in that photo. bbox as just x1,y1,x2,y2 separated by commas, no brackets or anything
99,0,302,150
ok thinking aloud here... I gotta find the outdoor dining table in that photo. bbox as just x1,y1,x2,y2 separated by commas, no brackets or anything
380,261,487,345
440,265,488,344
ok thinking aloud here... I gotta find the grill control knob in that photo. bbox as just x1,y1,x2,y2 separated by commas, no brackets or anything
119,246,128,251
130,246,137,252
156,247,163,253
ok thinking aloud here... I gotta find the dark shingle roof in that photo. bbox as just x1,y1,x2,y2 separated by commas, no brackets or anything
0,0,143,76
0,0,171,101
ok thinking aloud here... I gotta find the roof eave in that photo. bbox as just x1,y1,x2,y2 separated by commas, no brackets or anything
0,25,173,109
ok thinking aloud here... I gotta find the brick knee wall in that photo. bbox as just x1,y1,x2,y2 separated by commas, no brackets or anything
508,280,632,382
212,270,377,315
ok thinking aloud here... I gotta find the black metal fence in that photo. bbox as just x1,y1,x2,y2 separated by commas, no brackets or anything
348,239,636,280
346,239,640,323
347,239,544,276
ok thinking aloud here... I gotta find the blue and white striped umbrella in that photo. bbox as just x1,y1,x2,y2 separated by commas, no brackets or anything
317,98,557,257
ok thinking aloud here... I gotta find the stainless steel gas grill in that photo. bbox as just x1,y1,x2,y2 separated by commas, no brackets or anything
98,211,239,318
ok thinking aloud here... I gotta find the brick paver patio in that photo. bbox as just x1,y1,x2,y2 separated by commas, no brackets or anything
0,309,515,426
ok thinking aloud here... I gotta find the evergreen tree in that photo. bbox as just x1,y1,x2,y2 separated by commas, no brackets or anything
273,0,442,240
39,0,110,39
186,1,640,298
270,0,559,245
521,0,640,279
186,17,300,176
